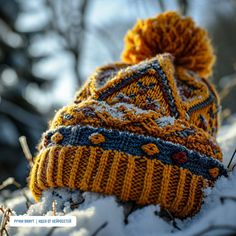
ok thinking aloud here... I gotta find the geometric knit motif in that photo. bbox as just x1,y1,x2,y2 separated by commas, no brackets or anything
29,12,227,218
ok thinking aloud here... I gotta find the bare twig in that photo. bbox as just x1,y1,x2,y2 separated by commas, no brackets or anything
192,224,236,236
232,163,236,171
219,76,236,100
124,202,139,224
45,227,57,236
0,177,20,191
117,200,142,225
52,200,57,216
90,222,108,236
21,190,33,210
156,208,181,231
0,206,12,236
221,108,231,121
19,136,34,167
220,196,236,204
2,228,9,236
177,0,189,15
0,178,33,208
70,197,85,210
158,0,165,12
227,148,236,169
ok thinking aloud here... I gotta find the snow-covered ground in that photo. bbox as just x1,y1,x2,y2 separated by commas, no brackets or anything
1,118,236,236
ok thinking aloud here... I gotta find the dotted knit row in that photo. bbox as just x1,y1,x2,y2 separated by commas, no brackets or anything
44,125,227,181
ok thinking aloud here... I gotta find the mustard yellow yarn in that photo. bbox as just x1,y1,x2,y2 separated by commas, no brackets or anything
122,11,215,78
29,12,226,219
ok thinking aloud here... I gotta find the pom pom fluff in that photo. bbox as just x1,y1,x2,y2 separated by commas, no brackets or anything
122,11,215,78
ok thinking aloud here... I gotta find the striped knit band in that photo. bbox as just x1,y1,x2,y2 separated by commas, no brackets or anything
30,144,206,218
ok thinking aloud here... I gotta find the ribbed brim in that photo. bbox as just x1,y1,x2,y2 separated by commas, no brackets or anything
30,145,205,218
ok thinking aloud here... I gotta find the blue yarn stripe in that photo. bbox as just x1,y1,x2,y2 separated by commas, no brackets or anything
45,125,227,180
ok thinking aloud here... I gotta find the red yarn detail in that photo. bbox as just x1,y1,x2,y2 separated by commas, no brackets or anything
172,152,188,164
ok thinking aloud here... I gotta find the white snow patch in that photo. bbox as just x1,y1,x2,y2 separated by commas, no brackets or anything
93,101,152,120
155,116,175,127
124,205,172,236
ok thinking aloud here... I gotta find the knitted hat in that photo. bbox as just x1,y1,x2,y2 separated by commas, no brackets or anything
29,11,227,218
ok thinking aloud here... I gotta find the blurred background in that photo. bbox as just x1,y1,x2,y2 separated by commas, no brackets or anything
0,0,236,186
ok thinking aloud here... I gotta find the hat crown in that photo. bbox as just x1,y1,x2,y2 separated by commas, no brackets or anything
74,53,220,137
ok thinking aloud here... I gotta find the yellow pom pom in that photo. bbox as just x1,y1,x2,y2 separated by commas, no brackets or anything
122,11,215,78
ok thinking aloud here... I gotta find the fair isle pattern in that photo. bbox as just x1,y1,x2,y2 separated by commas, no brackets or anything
73,55,220,138
96,59,180,118
30,12,225,219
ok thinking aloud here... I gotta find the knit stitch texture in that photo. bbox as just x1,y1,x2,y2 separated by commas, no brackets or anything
29,11,227,218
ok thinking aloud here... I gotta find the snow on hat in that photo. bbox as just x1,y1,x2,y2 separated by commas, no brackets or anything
29,11,227,218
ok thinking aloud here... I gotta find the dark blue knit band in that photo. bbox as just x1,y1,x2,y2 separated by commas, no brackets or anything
44,125,227,180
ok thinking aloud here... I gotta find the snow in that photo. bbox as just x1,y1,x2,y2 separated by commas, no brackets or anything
155,116,175,127
93,100,153,120
94,101,126,120
1,118,236,236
